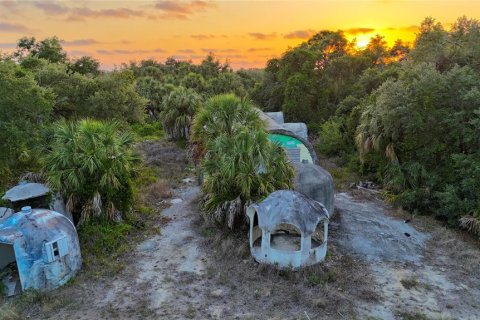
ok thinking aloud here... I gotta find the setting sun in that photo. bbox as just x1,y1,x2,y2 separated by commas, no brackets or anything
0,1,479,68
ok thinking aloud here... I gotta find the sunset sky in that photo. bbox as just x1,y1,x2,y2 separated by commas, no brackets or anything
1,1,479,69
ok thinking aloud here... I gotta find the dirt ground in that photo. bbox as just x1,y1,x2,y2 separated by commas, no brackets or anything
1,141,480,320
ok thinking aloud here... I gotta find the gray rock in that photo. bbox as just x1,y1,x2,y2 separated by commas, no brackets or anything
138,239,157,252
171,198,183,205
293,163,334,216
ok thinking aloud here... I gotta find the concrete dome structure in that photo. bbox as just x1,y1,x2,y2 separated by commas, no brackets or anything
0,207,81,295
247,190,329,269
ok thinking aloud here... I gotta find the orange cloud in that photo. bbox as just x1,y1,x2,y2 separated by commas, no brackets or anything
201,48,239,53
0,22,31,33
283,29,316,39
386,25,420,32
178,49,196,53
33,1,69,15
247,47,272,52
0,42,16,49
155,1,216,19
249,32,277,40
63,39,100,46
97,48,166,55
344,27,375,35
67,7,145,21
191,34,215,40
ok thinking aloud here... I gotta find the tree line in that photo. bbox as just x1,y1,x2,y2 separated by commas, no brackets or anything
253,16,480,236
0,36,261,225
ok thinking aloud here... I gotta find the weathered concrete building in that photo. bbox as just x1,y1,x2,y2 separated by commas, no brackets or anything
0,207,81,296
259,110,334,215
246,111,335,268
247,190,329,268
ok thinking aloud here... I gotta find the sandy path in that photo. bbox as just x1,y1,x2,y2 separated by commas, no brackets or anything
37,183,480,319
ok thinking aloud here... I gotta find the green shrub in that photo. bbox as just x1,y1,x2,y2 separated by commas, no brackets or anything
192,94,264,146
202,128,294,228
317,117,349,156
43,119,136,225
0,61,54,187
160,86,201,140
131,121,164,141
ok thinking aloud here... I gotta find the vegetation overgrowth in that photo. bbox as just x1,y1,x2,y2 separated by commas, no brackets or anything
0,15,479,244
252,16,480,236
193,95,294,228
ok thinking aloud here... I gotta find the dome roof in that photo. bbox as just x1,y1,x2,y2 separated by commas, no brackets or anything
0,208,76,249
249,190,329,235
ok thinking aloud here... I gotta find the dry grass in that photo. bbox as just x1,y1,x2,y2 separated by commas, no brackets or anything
197,214,379,319
136,140,189,182
425,227,480,275
0,139,190,320
142,179,172,204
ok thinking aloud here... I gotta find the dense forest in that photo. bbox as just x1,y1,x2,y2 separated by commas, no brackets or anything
0,16,479,237
253,16,480,236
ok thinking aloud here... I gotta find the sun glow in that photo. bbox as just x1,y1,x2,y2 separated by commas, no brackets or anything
0,1,478,69
348,33,376,49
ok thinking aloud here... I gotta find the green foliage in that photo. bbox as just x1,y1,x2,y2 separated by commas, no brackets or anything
87,70,146,123
357,62,480,223
136,76,166,117
35,63,96,119
252,15,480,235
131,121,164,141
67,56,100,76
202,128,294,228
206,72,247,97
282,73,317,122
181,72,206,92
193,94,293,229
0,60,54,186
35,64,146,122
317,117,349,156
43,119,136,224
160,86,201,139
192,94,265,145
79,220,133,260
15,36,67,63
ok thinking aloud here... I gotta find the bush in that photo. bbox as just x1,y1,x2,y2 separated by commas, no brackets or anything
160,86,201,140
43,119,135,225
0,61,54,187
131,121,164,141
192,94,264,145
202,128,294,229
317,117,349,156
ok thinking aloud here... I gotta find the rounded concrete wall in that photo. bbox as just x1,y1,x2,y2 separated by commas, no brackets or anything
293,163,335,216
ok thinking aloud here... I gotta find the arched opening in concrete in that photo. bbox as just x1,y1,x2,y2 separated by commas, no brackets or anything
0,243,21,296
270,223,302,252
311,222,326,249
251,211,262,249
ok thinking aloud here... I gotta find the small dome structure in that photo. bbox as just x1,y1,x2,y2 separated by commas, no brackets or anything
0,207,81,296
246,190,329,269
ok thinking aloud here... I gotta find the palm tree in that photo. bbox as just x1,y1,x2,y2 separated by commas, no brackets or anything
191,94,265,162
160,86,201,139
43,119,135,225
192,93,264,145
202,128,294,229
460,215,480,238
